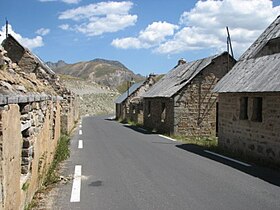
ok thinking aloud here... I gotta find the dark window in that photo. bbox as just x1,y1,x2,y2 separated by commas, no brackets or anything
147,101,151,116
251,97,262,122
239,97,248,120
161,102,166,122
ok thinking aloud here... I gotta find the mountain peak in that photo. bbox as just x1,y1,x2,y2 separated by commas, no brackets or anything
49,58,144,90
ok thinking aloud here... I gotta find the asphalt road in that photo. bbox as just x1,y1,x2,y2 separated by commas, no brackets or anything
55,115,280,210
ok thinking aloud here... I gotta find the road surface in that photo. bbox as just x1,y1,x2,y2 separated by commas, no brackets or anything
54,115,280,210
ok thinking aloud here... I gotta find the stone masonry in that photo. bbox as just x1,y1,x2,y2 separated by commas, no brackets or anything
144,54,235,136
218,93,280,164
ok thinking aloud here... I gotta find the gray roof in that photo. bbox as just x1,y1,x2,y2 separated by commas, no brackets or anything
214,16,280,93
239,15,280,61
115,81,144,104
213,53,280,93
142,53,225,98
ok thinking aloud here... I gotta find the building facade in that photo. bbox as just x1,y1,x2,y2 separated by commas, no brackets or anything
143,52,235,136
214,16,280,163
115,74,156,122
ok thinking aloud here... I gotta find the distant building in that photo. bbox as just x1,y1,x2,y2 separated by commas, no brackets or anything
142,52,235,136
214,16,280,163
115,74,156,122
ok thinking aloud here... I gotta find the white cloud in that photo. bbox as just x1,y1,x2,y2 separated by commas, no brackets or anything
111,21,179,49
155,0,280,56
36,28,50,36
61,0,80,4
39,0,80,4
58,1,137,36
59,24,70,30
0,25,44,50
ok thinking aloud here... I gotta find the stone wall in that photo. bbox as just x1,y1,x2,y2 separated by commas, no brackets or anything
173,54,232,137
143,54,233,136
218,92,280,164
0,98,61,210
61,96,79,134
143,97,174,134
119,75,156,122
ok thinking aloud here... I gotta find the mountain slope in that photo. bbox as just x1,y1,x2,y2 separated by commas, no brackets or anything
49,59,144,89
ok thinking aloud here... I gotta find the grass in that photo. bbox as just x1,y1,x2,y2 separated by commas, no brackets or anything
171,135,218,148
22,182,30,191
43,134,70,186
24,200,37,210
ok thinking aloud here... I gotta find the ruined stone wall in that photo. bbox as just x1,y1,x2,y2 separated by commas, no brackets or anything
61,96,79,134
123,75,156,122
0,99,61,210
218,93,280,164
143,97,174,134
173,54,232,137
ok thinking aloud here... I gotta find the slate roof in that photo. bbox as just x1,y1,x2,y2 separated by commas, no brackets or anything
115,81,144,104
214,16,280,93
213,53,280,93
239,15,280,61
142,52,227,98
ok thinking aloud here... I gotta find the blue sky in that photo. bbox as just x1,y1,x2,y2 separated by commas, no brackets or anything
1,0,280,75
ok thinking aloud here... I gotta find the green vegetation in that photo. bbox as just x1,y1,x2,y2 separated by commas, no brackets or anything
58,74,82,81
21,182,30,191
94,67,116,78
171,135,218,148
24,200,37,210
43,134,70,186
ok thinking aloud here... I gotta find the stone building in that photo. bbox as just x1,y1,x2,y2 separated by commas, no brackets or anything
115,74,156,122
213,16,280,164
142,52,235,136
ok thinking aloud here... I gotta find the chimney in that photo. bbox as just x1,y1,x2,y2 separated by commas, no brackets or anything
177,58,186,66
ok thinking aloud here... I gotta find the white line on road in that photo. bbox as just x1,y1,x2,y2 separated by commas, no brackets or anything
70,165,82,202
204,150,251,167
79,125,82,128
78,140,83,149
79,130,82,135
158,134,177,142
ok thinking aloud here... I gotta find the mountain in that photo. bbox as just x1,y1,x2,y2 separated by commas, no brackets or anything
48,59,144,90
45,60,68,69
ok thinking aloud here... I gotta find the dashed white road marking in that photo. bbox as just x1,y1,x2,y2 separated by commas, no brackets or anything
158,134,177,142
79,130,82,135
204,150,251,167
79,125,82,128
78,140,83,149
70,165,82,202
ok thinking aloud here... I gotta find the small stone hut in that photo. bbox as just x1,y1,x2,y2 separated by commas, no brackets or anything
142,52,235,136
115,74,156,122
213,16,280,164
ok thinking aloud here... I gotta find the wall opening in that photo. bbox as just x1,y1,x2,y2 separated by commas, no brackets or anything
251,97,262,122
239,97,248,120
147,101,151,117
161,102,166,122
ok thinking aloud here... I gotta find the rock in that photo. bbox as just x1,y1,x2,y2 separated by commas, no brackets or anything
0,81,14,91
15,85,27,93
20,104,32,114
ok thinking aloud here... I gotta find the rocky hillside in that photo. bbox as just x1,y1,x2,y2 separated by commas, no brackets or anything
59,74,119,116
49,59,144,90
45,60,67,69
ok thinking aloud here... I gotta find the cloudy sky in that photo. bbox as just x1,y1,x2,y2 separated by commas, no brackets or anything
0,0,280,75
